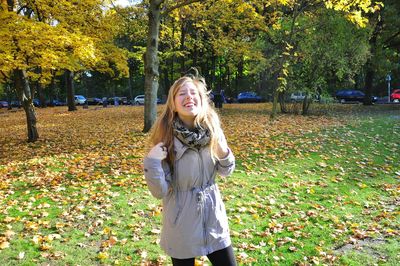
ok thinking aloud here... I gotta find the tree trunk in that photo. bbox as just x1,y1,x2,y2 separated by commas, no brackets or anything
236,59,244,95
65,70,77,111
37,81,46,108
226,63,230,92
270,87,279,119
364,63,374,105
143,0,163,132
364,9,383,106
128,65,134,104
302,94,311,115
6,83,12,110
271,6,301,119
211,52,216,91
171,19,175,87
49,73,56,105
193,32,198,68
259,71,268,100
180,21,186,74
279,92,287,113
15,69,39,142
163,66,170,95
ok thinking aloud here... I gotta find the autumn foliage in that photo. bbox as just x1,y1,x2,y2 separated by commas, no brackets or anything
0,104,399,264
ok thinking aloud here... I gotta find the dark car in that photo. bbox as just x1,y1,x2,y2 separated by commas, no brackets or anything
336,90,364,103
87,97,103,105
33,99,40,107
46,99,66,106
336,90,371,103
0,101,8,108
11,101,21,108
237,92,262,103
108,96,129,105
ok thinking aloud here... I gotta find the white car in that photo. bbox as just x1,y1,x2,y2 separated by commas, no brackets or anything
74,95,87,105
290,92,306,102
133,95,162,105
134,95,145,105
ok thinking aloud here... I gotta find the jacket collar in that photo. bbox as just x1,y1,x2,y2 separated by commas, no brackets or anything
174,137,189,160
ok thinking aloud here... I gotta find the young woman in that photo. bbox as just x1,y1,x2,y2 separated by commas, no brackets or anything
143,73,237,266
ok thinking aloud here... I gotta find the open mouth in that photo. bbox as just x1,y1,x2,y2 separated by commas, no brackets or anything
184,102,196,107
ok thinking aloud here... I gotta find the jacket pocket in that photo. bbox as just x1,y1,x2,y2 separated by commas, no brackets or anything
164,195,182,226
173,207,182,225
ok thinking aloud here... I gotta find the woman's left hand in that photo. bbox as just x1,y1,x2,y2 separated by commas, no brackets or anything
216,132,229,159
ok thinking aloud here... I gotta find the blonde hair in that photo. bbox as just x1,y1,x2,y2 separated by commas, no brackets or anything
149,73,222,167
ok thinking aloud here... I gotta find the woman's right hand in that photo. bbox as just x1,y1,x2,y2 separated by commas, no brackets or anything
147,142,168,160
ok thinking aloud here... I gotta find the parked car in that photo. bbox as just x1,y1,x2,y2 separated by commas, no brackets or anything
87,97,103,105
133,95,145,105
336,90,378,103
237,92,262,103
290,91,306,102
107,96,129,105
133,95,161,105
33,98,40,107
74,95,87,105
11,100,21,108
0,101,8,108
46,99,66,106
390,89,400,103
335,90,364,103
119,97,128,105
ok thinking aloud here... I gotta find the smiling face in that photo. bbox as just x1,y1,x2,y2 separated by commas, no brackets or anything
174,81,202,128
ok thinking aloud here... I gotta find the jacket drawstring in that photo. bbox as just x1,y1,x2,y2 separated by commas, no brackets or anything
192,183,215,215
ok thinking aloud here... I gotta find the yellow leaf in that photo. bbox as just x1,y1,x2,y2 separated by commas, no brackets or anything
98,252,109,260
0,241,10,249
4,230,15,238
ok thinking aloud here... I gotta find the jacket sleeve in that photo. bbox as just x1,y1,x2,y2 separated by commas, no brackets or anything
216,148,235,177
143,157,171,199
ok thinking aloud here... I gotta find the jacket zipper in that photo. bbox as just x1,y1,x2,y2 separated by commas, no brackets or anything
173,159,182,225
197,148,208,251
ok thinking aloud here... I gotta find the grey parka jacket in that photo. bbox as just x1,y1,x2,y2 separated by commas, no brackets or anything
143,136,235,259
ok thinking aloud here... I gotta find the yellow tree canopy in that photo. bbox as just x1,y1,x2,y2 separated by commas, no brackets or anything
0,0,128,84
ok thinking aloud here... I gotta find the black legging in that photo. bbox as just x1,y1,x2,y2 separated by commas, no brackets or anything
171,245,237,266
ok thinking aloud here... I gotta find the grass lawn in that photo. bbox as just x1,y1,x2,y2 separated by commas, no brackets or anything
0,103,399,265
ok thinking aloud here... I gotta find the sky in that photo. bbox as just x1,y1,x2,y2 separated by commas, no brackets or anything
113,0,132,7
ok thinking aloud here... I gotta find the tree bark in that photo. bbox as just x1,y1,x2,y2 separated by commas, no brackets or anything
302,94,311,115
171,18,175,87
15,69,39,142
142,0,202,132
211,52,216,91
49,73,56,105
65,70,77,111
270,86,279,119
279,92,287,113
180,20,186,74
143,0,162,132
236,59,244,95
271,4,302,119
128,64,134,104
36,81,46,108
364,12,383,106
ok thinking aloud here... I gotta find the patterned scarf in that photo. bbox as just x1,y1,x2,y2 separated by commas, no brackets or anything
173,118,211,149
